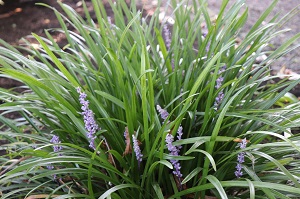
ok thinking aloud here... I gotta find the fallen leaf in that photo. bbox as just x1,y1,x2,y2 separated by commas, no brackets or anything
123,127,132,156
233,138,250,143
123,127,141,156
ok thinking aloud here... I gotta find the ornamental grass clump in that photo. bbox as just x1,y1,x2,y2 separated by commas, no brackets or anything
1,0,300,198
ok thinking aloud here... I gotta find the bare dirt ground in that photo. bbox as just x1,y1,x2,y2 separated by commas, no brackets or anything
0,0,299,85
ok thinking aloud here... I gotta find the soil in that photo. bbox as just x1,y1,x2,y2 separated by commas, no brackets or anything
0,0,300,87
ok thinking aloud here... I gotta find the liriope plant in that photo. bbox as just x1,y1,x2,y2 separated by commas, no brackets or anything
1,0,300,198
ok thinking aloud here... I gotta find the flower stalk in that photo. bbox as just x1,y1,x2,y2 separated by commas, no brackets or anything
47,134,62,179
157,104,183,178
214,65,227,108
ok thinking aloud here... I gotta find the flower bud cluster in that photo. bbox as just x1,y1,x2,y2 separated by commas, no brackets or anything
235,138,247,178
77,87,99,150
132,134,143,167
47,134,62,179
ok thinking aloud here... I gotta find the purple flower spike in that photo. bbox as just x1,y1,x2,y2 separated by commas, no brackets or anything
176,126,183,140
157,105,169,121
214,65,226,108
234,138,247,178
77,87,99,150
157,105,184,178
47,134,62,179
163,25,171,51
132,134,143,167
176,125,183,150
165,126,184,178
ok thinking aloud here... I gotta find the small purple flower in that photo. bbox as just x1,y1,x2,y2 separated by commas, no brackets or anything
176,125,183,150
215,77,224,89
165,126,184,178
234,164,243,178
50,135,62,153
235,138,247,178
157,105,169,121
220,65,227,73
237,152,245,163
132,134,143,167
238,138,247,149
77,87,99,150
214,91,224,107
47,165,54,170
47,163,57,180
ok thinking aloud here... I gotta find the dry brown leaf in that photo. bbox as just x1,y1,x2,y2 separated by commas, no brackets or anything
122,127,142,156
0,156,31,175
233,138,250,144
123,127,132,156
25,194,59,199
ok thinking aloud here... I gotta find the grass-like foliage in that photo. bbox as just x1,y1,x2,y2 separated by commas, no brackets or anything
1,0,300,198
